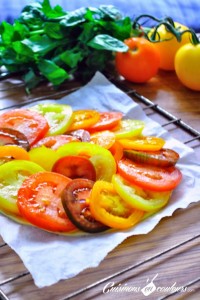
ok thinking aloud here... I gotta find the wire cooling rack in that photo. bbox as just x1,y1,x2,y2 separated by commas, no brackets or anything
0,75,200,300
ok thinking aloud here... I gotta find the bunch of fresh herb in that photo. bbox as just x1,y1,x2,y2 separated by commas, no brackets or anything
0,0,132,90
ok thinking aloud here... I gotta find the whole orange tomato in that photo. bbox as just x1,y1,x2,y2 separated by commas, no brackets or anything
115,37,160,83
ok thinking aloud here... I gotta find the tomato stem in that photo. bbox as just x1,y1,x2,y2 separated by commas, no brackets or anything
132,14,200,45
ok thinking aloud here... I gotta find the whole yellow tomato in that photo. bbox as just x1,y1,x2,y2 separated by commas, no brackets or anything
148,22,191,71
175,43,200,91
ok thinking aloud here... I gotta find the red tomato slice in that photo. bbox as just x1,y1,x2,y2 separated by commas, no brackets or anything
33,135,79,150
52,155,96,181
89,112,123,132
17,172,76,232
0,109,49,146
118,158,182,191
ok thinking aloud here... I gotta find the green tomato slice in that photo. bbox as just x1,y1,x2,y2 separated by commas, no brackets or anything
114,119,145,139
0,160,44,216
29,146,60,171
30,103,73,136
57,142,116,181
112,174,171,211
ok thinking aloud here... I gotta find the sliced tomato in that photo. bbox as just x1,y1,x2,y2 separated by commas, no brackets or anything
62,178,108,233
0,109,49,146
112,174,171,211
68,110,100,131
118,158,182,191
0,127,30,151
30,104,73,136
0,160,44,216
17,171,76,232
69,129,91,142
119,136,165,151
33,135,79,150
29,146,60,171
123,148,180,167
0,145,30,160
113,119,145,139
89,180,144,229
90,130,116,149
89,112,123,132
109,141,124,162
52,155,96,181
56,142,116,181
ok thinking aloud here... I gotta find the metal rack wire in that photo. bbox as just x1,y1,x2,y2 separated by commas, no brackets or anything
0,77,200,300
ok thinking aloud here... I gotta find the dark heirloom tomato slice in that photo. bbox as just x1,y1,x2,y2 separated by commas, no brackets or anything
52,155,96,180
0,127,30,151
123,148,180,167
0,109,49,146
62,179,108,233
17,172,76,232
118,158,182,192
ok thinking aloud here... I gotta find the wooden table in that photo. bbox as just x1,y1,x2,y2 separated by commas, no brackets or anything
0,70,200,300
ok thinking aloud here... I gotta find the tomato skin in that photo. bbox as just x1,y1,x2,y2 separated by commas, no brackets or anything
0,127,30,151
148,22,191,71
175,43,200,91
118,158,182,191
0,109,49,146
52,155,96,181
62,179,108,233
115,37,160,83
17,171,76,232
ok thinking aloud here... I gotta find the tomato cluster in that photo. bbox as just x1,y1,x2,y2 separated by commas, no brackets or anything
0,104,182,234
116,18,200,91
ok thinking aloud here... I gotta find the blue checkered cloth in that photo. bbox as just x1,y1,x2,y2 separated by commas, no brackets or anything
0,0,199,31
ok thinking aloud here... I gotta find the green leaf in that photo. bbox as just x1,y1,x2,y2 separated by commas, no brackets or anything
0,22,14,45
87,34,128,52
44,22,65,39
21,35,62,55
23,69,42,90
41,0,65,18
99,5,123,20
59,49,83,68
60,8,87,27
38,59,69,85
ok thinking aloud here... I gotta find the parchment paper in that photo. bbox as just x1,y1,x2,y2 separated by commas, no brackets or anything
0,72,200,287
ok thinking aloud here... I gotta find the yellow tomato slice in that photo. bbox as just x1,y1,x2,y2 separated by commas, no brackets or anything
118,136,165,151
29,146,60,171
69,109,100,131
90,130,116,149
89,180,144,229
0,145,30,160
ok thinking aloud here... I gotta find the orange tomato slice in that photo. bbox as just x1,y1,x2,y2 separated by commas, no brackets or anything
0,145,30,160
90,130,116,149
69,110,100,131
118,136,165,151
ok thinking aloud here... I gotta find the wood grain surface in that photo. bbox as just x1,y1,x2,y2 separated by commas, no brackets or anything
0,70,200,300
